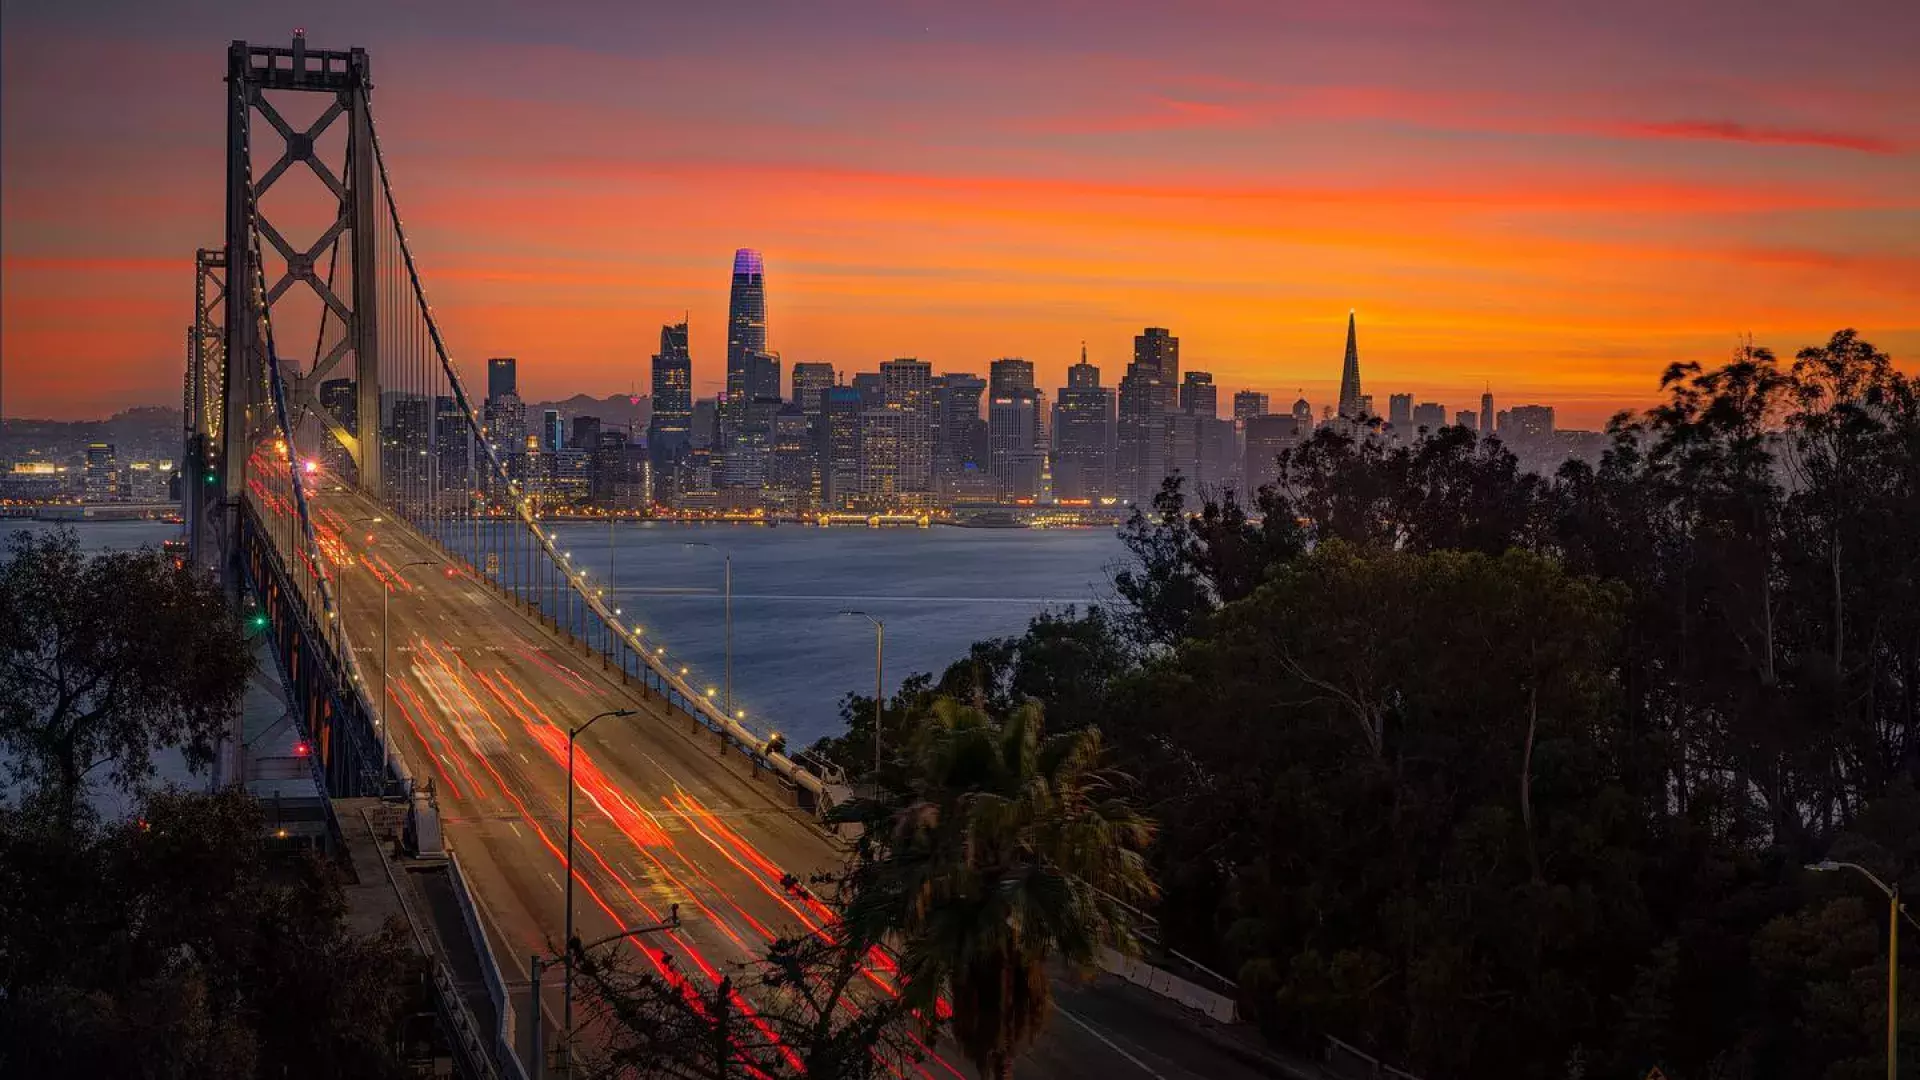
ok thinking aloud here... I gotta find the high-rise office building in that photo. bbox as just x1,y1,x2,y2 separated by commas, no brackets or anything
725,249,768,407
1053,354,1114,501
435,395,469,490
319,378,358,478
933,373,988,496
542,409,563,451
1170,412,1237,491
791,362,835,418
84,442,118,502
989,357,1035,401
483,393,525,460
880,358,934,506
819,386,864,510
590,429,630,503
988,391,1041,500
1480,389,1495,438
1388,393,1414,432
767,406,815,510
1116,327,1178,502
1338,311,1363,419
1233,390,1269,421
1243,415,1299,496
746,351,782,404
649,322,694,504
858,407,904,507
487,357,517,402
1180,371,1218,418
851,372,884,409
1292,397,1314,434
320,378,357,432
1456,410,1479,432
1412,402,1447,432
571,416,602,456
1507,405,1555,445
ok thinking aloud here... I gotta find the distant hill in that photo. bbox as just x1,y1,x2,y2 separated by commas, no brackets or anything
524,393,651,432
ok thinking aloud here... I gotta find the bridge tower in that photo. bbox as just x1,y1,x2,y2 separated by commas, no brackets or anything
193,35,384,575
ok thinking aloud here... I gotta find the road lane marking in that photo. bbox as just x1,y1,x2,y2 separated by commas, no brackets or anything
544,871,562,892
1056,1006,1169,1079
507,822,522,838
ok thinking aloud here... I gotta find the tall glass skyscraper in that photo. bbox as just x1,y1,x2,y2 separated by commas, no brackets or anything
649,321,693,505
725,249,768,405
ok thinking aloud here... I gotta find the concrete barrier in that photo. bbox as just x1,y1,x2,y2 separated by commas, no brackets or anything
1096,945,1239,1024
448,852,532,1080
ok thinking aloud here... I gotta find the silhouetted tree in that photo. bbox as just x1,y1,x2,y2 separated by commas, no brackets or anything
0,530,251,827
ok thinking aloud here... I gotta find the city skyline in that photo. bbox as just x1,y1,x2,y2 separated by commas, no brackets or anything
4,2,1918,425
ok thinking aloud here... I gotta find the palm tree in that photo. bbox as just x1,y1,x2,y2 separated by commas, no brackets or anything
839,698,1157,1080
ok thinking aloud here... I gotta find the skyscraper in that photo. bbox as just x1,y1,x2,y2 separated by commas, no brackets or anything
648,322,693,505
1480,388,1495,438
1388,393,1413,432
487,357,517,402
1337,310,1363,419
1456,410,1479,432
1180,371,1217,418
725,249,768,406
933,372,987,496
819,386,864,510
1233,390,1269,421
1116,327,1178,502
1412,402,1447,432
1054,353,1114,501
881,358,935,506
791,362,835,418
989,357,1035,400
542,409,563,452
988,391,1041,500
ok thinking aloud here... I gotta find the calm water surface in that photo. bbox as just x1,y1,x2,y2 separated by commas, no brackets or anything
7,518,1128,748
534,521,1126,745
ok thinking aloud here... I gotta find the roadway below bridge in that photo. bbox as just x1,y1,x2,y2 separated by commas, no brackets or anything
315,488,1294,1080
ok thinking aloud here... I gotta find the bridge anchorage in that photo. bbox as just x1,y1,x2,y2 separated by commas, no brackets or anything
185,33,842,818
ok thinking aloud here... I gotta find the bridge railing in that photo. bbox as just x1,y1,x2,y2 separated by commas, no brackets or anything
239,496,412,798
355,101,840,816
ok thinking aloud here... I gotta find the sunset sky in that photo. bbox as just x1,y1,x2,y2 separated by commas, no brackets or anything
3,0,1916,426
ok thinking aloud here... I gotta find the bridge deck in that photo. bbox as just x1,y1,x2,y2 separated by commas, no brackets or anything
322,487,1290,1080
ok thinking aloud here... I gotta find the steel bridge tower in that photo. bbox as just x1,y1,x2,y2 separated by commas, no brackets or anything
189,35,384,573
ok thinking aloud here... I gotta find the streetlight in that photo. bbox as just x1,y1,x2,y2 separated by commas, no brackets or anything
840,611,884,779
1805,859,1917,1080
565,707,637,1069
684,542,732,722
379,559,437,789
530,905,680,1080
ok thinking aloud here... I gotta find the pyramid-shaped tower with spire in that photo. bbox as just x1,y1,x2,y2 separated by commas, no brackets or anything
1337,309,1363,419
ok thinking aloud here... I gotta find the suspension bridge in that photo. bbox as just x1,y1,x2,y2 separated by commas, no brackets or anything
182,35,1267,1080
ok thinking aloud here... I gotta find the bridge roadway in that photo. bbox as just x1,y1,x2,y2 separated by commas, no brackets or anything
318,489,1281,1080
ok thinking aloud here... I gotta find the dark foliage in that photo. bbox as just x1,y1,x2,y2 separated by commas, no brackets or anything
823,330,1920,1079
0,529,252,826
0,789,426,1079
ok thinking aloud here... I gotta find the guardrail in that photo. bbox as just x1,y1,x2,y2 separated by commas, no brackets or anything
1325,1035,1424,1080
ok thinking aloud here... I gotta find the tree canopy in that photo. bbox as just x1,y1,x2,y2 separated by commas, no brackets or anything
813,329,1919,1079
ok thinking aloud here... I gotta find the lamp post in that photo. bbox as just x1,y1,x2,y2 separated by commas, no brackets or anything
840,611,884,780
1806,859,1917,1080
530,905,679,1080
379,558,436,792
684,542,732,722
565,707,637,1070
